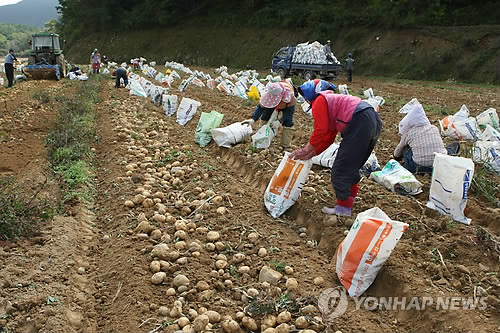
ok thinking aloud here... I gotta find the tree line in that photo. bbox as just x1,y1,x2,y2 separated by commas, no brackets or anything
57,0,499,44
0,23,38,57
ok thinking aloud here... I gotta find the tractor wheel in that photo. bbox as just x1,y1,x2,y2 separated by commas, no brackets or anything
304,70,315,81
28,55,36,65
56,54,66,78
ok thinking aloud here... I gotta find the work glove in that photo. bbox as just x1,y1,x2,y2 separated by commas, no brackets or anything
289,143,316,160
241,119,255,126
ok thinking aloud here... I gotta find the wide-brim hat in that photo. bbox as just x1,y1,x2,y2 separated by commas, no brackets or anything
260,82,291,108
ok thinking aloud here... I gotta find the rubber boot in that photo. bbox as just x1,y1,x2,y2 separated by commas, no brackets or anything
322,197,354,217
280,126,294,150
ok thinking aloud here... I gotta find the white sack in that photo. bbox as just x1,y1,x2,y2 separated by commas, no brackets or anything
251,112,280,149
473,141,500,174
336,207,408,297
399,98,420,114
176,97,201,126
369,160,422,195
446,117,480,141
476,108,499,130
264,152,312,218
480,124,500,142
129,80,148,98
162,94,178,116
426,153,474,224
312,143,340,168
211,122,253,148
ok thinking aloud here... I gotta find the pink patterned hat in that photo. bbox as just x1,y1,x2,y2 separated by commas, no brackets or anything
260,82,289,108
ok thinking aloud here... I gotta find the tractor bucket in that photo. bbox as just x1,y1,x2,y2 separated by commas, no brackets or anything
24,63,61,80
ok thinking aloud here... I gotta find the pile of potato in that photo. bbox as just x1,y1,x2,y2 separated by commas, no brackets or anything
101,89,335,333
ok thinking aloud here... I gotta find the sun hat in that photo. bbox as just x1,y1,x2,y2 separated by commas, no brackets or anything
260,82,291,108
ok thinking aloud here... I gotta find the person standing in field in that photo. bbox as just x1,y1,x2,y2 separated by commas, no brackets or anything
345,53,354,82
4,49,17,87
90,48,101,74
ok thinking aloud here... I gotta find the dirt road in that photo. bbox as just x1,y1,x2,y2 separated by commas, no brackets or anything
0,69,499,333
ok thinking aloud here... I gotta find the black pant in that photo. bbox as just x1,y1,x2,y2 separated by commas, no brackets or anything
115,68,128,87
346,69,353,82
331,105,382,200
5,63,14,87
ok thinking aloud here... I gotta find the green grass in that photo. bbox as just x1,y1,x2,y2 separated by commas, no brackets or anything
471,165,500,207
47,75,101,204
0,176,55,241
31,89,52,103
423,104,455,116
269,260,287,272
57,160,90,189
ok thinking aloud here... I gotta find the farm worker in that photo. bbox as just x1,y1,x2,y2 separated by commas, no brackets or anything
4,49,17,87
290,91,382,216
323,40,334,63
297,79,337,114
242,81,297,150
70,64,81,75
393,103,459,174
90,49,101,74
113,67,129,88
345,53,354,82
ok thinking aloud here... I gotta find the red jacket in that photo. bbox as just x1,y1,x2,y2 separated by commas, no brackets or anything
310,92,361,153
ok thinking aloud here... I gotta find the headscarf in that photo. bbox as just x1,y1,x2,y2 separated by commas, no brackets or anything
398,102,430,135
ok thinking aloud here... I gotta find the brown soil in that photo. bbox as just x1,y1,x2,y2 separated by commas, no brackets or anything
0,69,499,333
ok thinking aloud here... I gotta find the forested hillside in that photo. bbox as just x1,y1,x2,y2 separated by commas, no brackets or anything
58,0,499,35
59,1,500,82
0,23,38,57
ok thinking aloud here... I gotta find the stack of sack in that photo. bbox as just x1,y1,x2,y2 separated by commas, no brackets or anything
292,41,340,65
439,104,499,174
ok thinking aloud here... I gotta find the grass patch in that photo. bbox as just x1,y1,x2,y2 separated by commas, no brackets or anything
31,89,52,103
247,292,308,317
47,75,101,204
424,104,455,116
471,165,500,207
269,260,287,272
0,176,55,241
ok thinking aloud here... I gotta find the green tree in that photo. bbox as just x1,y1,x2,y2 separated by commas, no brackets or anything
44,19,60,33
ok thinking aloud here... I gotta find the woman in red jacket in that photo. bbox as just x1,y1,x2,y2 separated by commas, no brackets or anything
290,91,382,216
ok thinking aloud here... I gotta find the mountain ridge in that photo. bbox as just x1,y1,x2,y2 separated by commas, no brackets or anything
0,0,59,27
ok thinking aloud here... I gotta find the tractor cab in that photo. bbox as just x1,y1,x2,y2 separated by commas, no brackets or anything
25,33,66,80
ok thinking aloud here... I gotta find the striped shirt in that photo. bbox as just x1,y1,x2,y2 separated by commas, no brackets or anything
394,124,446,166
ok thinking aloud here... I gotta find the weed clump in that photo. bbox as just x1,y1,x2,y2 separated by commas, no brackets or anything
0,176,54,241
31,89,52,103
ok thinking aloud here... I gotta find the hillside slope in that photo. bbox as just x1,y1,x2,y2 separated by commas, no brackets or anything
65,25,500,83
0,0,59,27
